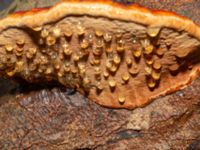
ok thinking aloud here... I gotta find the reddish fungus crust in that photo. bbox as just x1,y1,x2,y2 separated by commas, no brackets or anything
0,0,200,109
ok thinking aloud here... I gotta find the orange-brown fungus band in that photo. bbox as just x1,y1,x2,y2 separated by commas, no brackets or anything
0,0,200,109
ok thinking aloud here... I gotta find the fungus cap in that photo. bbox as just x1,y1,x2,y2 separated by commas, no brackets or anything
0,0,200,109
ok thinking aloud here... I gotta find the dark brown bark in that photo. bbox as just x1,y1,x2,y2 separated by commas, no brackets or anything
0,0,199,149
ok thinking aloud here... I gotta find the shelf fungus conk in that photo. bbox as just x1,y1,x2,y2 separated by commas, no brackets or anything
0,0,200,109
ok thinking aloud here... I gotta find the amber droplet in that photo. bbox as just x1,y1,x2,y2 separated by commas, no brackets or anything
38,38,44,45
55,63,61,70
122,73,130,82
116,30,122,39
106,47,113,53
93,48,103,56
71,67,78,74
153,60,162,70
132,48,142,58
45,67,53,75
58,70,64,77
151,70,161,80
64,30,73,37
103,70,109,78
126,57,132,67
80,39,89,49
78,63,85,70
46,35,56,46
109,79,116,88
77,22,85,36
16,51,23,57
5,44,13,52
141,39,150,48
52,28,61,38
116,39,125,53
33,26,42,32
15,61,24,72
129,66,139,76
95,30,103,37
80,68,86,77
6,56,15,67
96,82,104,91
147,77,156,88
16,48,23,53
7,70,15,77
96,39,104,48
175,50,189,58
147,26,161,37
145,57,154,65
144,66,152,76
83,77,91,85
88,34,94,43
94,67,101,75
73,54,80,62
41,29,49,38
0,63,5,70
16,39,25,46
90,58,101,66
118,95,125,104
113,54,121,65
144,44,154,55
110,65,118,73
26,48,37,59
29,63,37,71
103,33,112,42
64,63,70,72
106,60,113,69
156,46,166,56
132,35,138,44
63,44,72,56
40,56,48,65
169,63,179,72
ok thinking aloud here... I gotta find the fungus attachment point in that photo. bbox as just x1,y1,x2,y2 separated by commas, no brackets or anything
0,0,199,109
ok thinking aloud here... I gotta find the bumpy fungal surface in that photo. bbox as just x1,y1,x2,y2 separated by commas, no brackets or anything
0,0,200,109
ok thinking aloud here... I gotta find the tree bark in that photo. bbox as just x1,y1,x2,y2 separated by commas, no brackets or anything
0,0,199,149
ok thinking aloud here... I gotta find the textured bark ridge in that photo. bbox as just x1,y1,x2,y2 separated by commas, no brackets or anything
0,0,199,150
0,0,200,109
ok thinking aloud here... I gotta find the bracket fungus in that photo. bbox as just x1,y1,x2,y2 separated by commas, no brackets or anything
0,0,200,109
